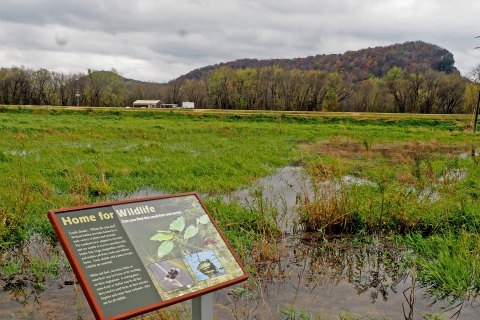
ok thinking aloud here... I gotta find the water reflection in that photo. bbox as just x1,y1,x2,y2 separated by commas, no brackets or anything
226,166,310,234
0,282,93,319
305,237,406,303
216,235,480,319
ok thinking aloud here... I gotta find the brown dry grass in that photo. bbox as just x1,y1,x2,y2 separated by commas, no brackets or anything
300,139,470,165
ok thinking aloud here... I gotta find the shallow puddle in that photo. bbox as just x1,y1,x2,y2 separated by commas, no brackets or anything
0,281,94,320
114,187,167,200
226,166,309,234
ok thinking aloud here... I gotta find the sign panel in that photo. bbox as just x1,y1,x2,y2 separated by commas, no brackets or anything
48,193,248,320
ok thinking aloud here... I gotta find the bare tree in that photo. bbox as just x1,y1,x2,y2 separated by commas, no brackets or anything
437,73,466,114
467,63,480,84
420,70,443,114
166,79,183,105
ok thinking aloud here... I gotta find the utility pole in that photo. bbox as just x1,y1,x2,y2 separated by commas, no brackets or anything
475,89,480,133
474,37,480,133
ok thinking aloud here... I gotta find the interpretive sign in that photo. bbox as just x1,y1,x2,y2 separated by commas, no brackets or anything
48,193,248,320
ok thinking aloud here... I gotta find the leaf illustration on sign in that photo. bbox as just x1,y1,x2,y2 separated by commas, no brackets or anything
157,241,174,258
184,225,199,240
198,214,210,225
150,232,173,241
169,216,185,233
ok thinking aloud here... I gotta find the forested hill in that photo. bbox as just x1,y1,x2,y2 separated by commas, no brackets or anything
178,41,456,82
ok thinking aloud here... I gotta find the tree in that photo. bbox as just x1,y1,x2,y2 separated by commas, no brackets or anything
233,68,259,109
2,66,32,105
436,73,466,114
385,67,408,113
86,69,107,106
52,71,69,106
419,70,442,114
464,83,479,115
166,79,183,105
182,79,206,108
31,69,57,105
467,64,480,84
206,67,233,109
278,69,302,111
99,69,126,107
323,72,351,111
66,73,88,106
85,69,125,107
405,66,425,113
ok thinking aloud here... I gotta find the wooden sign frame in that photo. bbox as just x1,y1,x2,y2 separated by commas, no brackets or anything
48,192,249,320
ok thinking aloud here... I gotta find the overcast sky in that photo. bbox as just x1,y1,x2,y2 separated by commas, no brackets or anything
1,0,479,82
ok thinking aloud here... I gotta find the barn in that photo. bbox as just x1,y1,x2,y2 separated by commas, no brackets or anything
132,100,165,108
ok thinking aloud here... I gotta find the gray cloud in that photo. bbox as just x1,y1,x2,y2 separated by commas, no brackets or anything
0,0,479,82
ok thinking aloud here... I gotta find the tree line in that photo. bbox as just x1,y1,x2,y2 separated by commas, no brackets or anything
174,65,473,114
0,67,161,108
0,64,476,114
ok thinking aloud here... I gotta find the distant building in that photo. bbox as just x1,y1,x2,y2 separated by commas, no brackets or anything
182,101,195,109
133,100,165,108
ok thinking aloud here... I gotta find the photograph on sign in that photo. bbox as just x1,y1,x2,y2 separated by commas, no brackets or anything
149,257,194,292
185,250,226,281
48,193,248,320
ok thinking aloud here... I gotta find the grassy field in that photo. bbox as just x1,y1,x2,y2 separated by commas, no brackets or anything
0,105,479,318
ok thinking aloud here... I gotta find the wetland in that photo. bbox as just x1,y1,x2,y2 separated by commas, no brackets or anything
0,107,479,319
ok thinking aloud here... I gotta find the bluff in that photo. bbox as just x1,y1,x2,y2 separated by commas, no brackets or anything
177,41,457,82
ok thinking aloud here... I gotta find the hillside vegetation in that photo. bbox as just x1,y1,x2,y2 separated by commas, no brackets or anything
179,41,457,82
0,41,476,114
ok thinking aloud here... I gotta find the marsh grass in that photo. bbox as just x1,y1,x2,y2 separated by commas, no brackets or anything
281,305,325,319
135,305,189,320
281,307,392,320
1,110,305,246
220,280,277,320
1,108,480,317
0,239,65,293
298,134,480,306
206,185,286,279
404,232,480,303
298,159,356,233
299,141,480,235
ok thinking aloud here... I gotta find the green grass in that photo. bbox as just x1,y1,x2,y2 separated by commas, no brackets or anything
0,106,480,307
0,107,472,245
403,231,480,303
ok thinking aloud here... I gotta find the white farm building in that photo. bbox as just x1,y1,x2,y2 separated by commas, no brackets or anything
182,101,195,109
132,100,165,108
